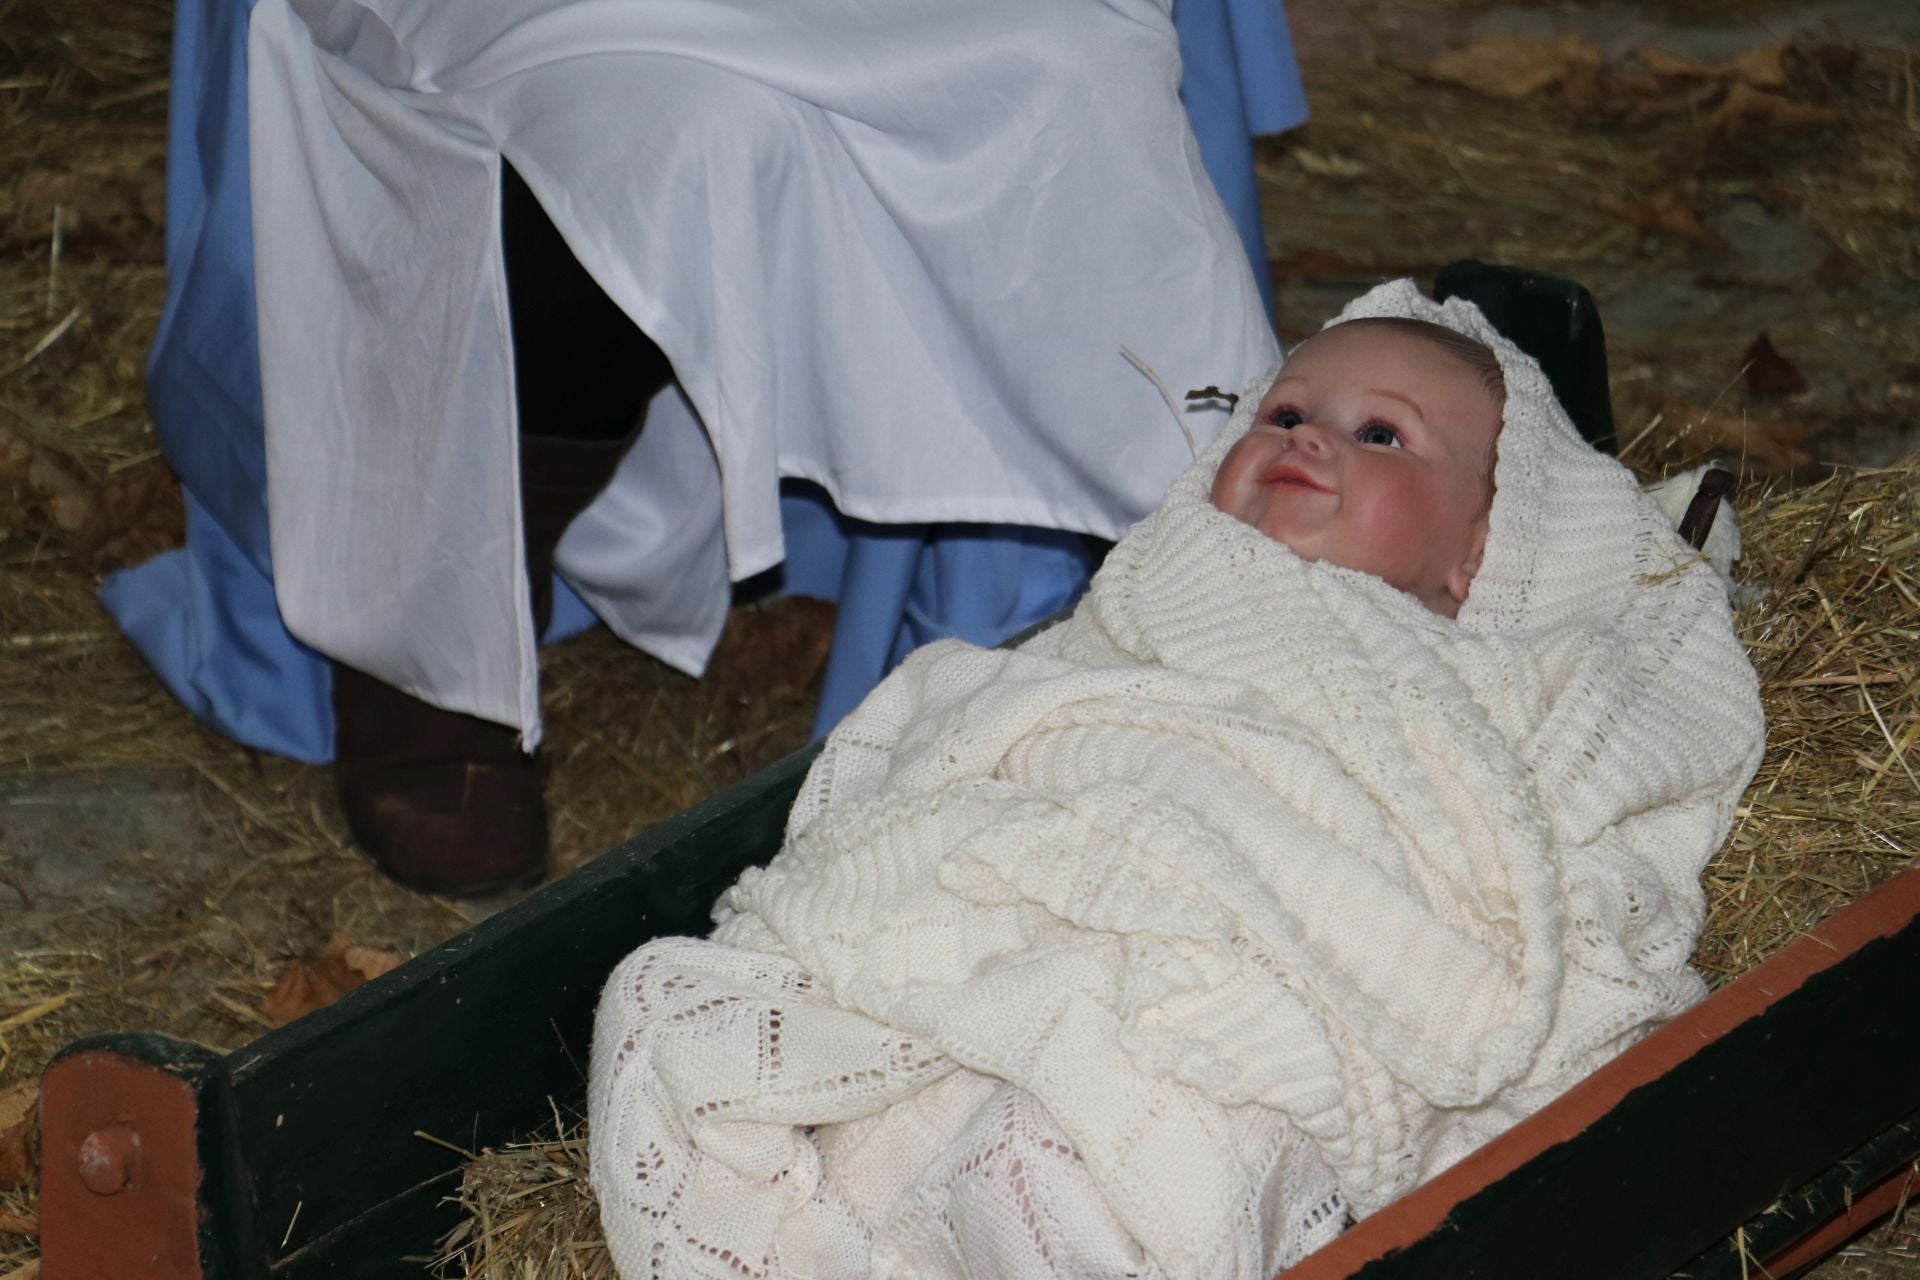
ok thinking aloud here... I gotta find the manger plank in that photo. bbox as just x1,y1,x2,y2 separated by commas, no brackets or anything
1278,863,1920,1280
223,743,816,1270
1683,1109,1920,1279
268,1172,464,1280
39,1035,260,1280
1763,1150,1920,1279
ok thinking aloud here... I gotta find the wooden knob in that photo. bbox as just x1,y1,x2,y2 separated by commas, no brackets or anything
76,1124,142,1195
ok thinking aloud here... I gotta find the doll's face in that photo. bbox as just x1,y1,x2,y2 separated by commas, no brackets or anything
1208,323,1501,617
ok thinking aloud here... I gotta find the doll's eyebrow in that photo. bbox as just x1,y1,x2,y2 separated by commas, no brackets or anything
1367,388,1425,420
1267,379,1428,422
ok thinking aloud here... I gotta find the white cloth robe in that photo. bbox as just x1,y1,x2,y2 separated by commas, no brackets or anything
248,0,1280,743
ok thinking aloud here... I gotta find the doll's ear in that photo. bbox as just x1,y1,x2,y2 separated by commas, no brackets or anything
1446,518,1490,611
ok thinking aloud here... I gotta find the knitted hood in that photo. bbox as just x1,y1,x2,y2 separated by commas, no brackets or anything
1171,278,1704,635
1152,277,1765,846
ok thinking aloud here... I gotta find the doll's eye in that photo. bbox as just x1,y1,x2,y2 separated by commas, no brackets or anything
1355,422,1402,447
1266,406,1304,429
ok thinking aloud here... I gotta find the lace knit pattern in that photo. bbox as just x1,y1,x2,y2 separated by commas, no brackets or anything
587,280,1765,1279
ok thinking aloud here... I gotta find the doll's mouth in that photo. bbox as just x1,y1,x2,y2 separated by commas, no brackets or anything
1258,464,1332,494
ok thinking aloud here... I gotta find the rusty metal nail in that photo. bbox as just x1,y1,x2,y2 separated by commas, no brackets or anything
77,1124,142,1195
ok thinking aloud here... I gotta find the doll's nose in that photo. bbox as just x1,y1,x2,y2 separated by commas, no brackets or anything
1287,419,1334,454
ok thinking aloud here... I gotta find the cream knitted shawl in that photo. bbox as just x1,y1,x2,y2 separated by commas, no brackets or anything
587,280,1766,1280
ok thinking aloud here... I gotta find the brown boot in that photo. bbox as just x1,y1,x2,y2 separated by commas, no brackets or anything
331,663,550,895
330,429,640,896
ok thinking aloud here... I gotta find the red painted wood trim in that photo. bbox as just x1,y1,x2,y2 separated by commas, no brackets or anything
1278,863,1920,1280
1768,1161,1918,1278
39,1049,208,1280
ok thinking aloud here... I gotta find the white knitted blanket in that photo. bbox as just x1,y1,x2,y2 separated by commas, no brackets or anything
588,281,1766,1280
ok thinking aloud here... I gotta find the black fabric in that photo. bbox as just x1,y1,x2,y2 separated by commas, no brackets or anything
1434,260,1617,455
501,161,675,441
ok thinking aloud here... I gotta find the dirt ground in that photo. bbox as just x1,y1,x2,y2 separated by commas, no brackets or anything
2,0,1916,1275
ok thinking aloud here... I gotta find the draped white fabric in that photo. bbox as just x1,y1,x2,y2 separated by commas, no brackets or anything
247,0,1277,741
586,282,1767,1278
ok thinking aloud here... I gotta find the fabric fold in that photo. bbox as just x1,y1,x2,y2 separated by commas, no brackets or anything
249,0,1278,740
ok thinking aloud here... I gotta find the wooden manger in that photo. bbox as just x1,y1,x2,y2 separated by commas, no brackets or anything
33,466,1920,1280
30,768,1920,1280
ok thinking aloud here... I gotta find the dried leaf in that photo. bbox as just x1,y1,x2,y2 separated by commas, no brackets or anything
261,932,409,1027
73,458,186,571
1424,35,1601,101
1554,62,1612,119
1706,82,1842,137
1557,61,1723,128
1742,334,1809,398
705,596,836,733
1725,44,1790,90
1598,180,1727,252
1667,400,1820,470
0,1079,37,1191
1636,47,1719,79
340,944,405,982
1,433,185,561
260,963,343,1028
36,474,90,532
1633,44,1789,90
1568,44,1795,128
0,426,91,536
3,161,166,262
0,1205,37,1238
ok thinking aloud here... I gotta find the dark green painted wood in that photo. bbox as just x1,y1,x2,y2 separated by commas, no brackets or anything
1679,1110,1920,1280
1345,912,1920,1280
224,744,818,1270
269,1170,462,1279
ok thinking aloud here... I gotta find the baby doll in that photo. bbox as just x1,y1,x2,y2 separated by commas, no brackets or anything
586,281,1766,1280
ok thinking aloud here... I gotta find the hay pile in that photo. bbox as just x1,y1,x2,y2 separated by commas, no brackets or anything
435,458,1920,1279
435,1109,615,1280
1696,465,1919,982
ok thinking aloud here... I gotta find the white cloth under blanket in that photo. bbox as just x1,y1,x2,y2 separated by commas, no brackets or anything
587,281,1767,1279
246,0,1276,743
